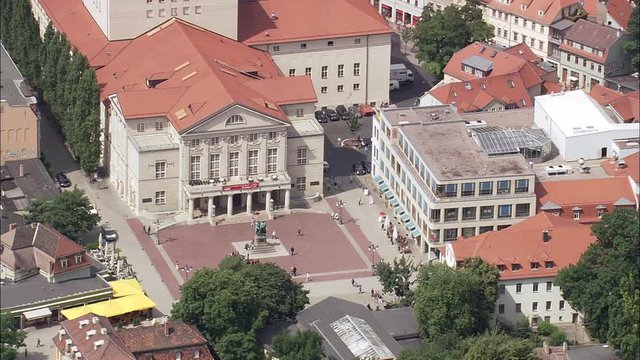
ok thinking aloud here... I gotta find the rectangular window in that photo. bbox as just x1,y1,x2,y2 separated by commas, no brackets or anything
479,226,493,234
195,5,202,14
546,301,552,311
155,121,164,131
273,45,280,52
305,67,312,76
146,9,153,18
248,133,258,142
191,139,200,147
288,69,296,77
228,152,239,177
546,281,553,291
210,154,220,178
321,86,328,94
498,204,512,218
353,83,360,91
444,208,459,222
497,180,511,194
354,38,361,44
248,150,258,176
183,6,190,15
516,203,530,217
354,63,361,76
338,64,344,77
155,161,166,179
296,108,304,117
171,8,177,16
479,181,493,195
321,66,328,79
229,135,239,144
515,303,522,313
559,300,565,310
137,123,145,132
300,43,307,49
211,137,220,146
296,177,306,191
480,206,494,219
532,302,539,311
498,304,505,314
462,227,475,238
155,191,166,205
297,147,307,165
75,254,83,264
499,284,506,294
268,131,277,140
327,41,334,46
462,207,476,220
267,148,278,173
515,179,529,193
444,228,457,241
337,85,344,92
533,282,539,292
430,209,441,221
513,32,518,41
516,283,522,293
190,156,201,180
461,182,475,196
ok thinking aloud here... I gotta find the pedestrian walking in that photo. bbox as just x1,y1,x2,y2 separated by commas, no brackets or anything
306,272,311,282
291,266,297,276
351,278,356,287
366,304,372,311
297,228,302,236
272,231,276,239
37,338,41,347
370,289,374,297
250,218,255,226
358,198,362,206
290,246,295,256
175,261,180,271
358,284,363,293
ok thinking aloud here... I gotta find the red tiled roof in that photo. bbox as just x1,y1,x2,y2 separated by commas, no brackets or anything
503,43,542,63
428,74,532,112
238,0,393,45
483,0,581,26
602,152,640,183
606,0,635,29
118,322,210,356
449,213,596,280
37,0,130,68
542,81,564,94
96,19,315,133
589,85,640,122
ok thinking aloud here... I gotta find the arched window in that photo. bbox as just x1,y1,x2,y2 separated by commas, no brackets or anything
226,115,244,125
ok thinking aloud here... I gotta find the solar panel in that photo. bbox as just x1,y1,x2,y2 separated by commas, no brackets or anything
473,128,549,156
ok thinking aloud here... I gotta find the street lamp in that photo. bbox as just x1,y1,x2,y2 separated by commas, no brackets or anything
180,265,193,281
368,242,379,270
336,200,346,225
153,219,162,245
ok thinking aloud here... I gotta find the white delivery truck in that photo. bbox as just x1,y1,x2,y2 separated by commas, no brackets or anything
390,63,414,83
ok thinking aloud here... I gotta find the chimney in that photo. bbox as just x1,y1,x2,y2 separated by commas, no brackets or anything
19,164,24,177
164,320,170,337
542,230,551,242
9,223,17,231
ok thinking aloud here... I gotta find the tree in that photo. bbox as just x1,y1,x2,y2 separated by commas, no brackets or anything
413,3,493,76
400,26,415,54
607,274,640,359
555,209,639,357
271,330,324,360
463,332,537,360
346,111,361,134
460,257,499,315
512,317,533,340
171,257,309,360
25,188,101,239
624,7,639,72
414,263,492,339
376,256,416,305
0,313,26,360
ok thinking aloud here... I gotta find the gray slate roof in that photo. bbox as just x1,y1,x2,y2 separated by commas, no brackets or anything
564,19,624,51
0,43,36,107
0,159,60,211
461,55,494,72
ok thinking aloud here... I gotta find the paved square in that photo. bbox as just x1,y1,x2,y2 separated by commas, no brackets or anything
159,212,370,281
231,239,290,259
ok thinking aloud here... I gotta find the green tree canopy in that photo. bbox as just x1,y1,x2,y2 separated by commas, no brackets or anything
624,7,639,72
0,313,26,360
555,209,639,359
271,330,324,360
414,263,493,339
463,332,537,360
413,3,494,76
171,256,309,360
25,188,100,239
376,256,416,305
214,332,261,360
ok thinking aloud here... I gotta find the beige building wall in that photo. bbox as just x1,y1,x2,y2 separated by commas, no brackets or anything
256,33,392,108
82,0,238,41
286,118,325,199
0,103,39,164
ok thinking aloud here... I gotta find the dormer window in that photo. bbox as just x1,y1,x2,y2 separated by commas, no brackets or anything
194,349,200,358
511,263,521,271
75,254,83,264
497,264,507,271
464,82,472,90
545,261,555,269
452,91,457,97
521,4,526,10
538,10,544,15
60,258,68,268
598,209,605,218
573,207,582,220
226,115,244,125
530,261,540,270
507,80,515,88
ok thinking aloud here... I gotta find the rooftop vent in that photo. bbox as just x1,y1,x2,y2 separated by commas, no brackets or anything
490,51,497,58
79,320,89,329
271,12,277,20
59,329,67,341
93,340,105,350
542,230,551,242
92,317,100,324
85,330,97,340
100,328,108,335
75,352,82,359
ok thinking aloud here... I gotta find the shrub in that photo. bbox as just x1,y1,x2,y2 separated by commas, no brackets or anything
536,321,557,336
549,330,568,346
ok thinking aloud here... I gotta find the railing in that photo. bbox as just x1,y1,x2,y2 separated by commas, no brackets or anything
183,174,291,193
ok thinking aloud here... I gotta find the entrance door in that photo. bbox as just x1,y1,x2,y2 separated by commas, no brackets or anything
562,68,567,82
572,313,579,323
600,147,607,158
233,193,242,207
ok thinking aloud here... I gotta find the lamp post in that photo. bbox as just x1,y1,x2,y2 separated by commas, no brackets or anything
368,242,379,270
336,200,346,225
153,219,162,245
180,265,193,281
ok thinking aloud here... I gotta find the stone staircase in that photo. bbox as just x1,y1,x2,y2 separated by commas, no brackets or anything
249,241,277,255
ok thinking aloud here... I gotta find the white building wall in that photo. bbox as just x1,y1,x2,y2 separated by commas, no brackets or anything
419,93,444,106
108,97,129,200
496,277,581,326
127,137,140,212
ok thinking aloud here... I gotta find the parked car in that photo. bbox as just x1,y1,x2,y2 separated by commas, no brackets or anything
389,80,400,91
352,162,365,175
358,104,375,117
335,105,351,120
323,161,330,172
361,161,372,173
314,110,328,123
101,223,118,241
323,108,340,121
55,172,71,188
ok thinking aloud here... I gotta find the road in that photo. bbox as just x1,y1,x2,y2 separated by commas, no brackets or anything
37,103,176,316
389,33,436,107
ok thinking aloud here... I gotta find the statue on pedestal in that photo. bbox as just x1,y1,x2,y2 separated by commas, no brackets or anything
255,220,267,244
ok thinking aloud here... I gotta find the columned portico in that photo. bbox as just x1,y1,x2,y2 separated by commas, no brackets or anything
246,193,253,214
227,195,233,216
284,189,290,211
208,197,215,225
265,191,272,213
188,198,194,224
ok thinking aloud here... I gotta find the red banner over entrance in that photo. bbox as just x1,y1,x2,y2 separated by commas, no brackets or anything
222,182,260,191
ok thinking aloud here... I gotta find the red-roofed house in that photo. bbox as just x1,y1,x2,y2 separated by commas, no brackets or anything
444,212,596,326
602,151,640,202
419,42,559,112
101,19,323,220
53,313,215,360
535,177,637,223
581,0,636,31
589,84,639,123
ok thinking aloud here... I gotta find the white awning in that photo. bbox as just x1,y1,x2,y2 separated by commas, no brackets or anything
567,76,579,81
23,307,52,321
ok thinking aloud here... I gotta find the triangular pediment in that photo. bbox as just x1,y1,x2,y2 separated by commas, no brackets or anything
183,105,289,135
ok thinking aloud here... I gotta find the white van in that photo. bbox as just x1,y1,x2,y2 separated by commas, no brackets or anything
389,80,400,91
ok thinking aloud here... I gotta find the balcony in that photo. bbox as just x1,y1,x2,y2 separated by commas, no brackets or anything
183,173,291,194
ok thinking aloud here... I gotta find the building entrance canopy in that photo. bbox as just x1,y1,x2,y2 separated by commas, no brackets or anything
23,307,52,321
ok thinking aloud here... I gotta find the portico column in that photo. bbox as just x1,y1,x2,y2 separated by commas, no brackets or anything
420,236,425,254
284,189,290,211
246,193,253,214
188,198,194,224
227,195,233,216
208,197,214,226
265,191,272,213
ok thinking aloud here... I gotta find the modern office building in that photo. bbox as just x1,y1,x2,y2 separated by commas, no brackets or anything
371,105,539,254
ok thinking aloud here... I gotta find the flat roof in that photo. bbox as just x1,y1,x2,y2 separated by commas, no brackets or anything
130,133,179,152
381,106,534,180
289,118,324,137
1,159,61,211
0,44,36,107
0,267,111,310
535,90,620,137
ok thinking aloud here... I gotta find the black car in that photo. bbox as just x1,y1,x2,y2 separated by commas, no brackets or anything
335,105,350,120
361,161,372,173
314,110,328,123
56,172,71,188
352,162,365,175
323,109,340,121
